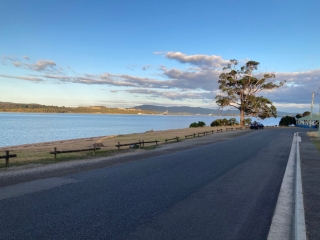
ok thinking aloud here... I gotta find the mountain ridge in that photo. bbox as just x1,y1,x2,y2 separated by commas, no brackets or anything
133,105,293,116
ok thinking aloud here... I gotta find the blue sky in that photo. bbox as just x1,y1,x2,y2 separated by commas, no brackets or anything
1,0,320,113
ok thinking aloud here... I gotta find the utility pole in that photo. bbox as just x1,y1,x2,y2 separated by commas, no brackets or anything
310,92,314,127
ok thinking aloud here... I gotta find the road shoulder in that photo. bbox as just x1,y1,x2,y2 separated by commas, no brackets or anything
299,132,320,240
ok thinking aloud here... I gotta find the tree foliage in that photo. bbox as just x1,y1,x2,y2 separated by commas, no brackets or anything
302,111,310,117
189,121,206,128
215,59,285,125
244,118,252,125
210,118,239,126
279,116,296,126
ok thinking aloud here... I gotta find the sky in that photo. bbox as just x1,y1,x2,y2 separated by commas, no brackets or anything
1,0,320,114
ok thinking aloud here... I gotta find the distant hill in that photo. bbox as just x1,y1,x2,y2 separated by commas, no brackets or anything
134,105,238,115
0,102,155,114
133,105,293,116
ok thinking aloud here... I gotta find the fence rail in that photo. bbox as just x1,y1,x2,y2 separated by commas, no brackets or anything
165,137,179,143
50,147,101,159
185,133,197,139
116,140,159,150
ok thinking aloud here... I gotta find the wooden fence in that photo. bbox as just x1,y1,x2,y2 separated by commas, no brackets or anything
165,137,179,143
50,147,101,159
116,140,159,150
0,150,17,167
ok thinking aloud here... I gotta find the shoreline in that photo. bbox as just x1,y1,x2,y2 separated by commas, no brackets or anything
0,126,237,167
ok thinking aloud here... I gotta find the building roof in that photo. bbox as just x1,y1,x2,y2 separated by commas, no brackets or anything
297,114,320,121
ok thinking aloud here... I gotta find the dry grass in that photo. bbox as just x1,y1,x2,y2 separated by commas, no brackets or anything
0,126,236,168
307,131,320,151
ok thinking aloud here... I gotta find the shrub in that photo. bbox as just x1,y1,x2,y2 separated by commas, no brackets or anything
197,121,206,127
211,119,222,126
211,118,238,127
189,122,198,128
244,118,252,125
279,116,296,126
228,118,239,125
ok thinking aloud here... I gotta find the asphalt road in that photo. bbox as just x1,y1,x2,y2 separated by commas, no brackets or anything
0,128,308,240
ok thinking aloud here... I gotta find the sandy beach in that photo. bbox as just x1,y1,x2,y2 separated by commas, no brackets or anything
0,126,242,168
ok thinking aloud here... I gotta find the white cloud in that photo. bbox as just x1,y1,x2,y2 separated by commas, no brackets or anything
2,53,319,112
11,59,59,74
165,52,229,69
0,74,43,82
23,55,30,60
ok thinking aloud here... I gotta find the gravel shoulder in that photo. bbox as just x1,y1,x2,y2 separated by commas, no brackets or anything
300,132,320,240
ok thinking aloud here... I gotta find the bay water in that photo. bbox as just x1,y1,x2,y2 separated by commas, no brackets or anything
0,113,281,147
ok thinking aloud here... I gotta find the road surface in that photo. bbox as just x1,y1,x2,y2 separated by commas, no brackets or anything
0,128,306,239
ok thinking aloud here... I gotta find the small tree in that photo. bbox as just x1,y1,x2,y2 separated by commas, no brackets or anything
302,111,310,117
279,116,296,126
197,121,206,127
244,118,252,125
189,122,198,128
228,118,239,125
215,59,285,126
211,119,222,126
296,113,302,119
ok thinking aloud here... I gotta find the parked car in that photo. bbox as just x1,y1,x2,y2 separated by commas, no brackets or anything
250,122,264,129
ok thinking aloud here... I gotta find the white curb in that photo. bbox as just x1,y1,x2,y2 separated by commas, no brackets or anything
267,133,306,240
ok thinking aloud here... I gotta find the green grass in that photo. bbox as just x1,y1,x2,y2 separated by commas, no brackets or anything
312,139,320,152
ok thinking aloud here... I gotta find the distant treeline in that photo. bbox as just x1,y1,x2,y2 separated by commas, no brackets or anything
0,102,156,114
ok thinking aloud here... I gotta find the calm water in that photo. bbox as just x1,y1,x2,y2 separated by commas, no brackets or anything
0,113,282,147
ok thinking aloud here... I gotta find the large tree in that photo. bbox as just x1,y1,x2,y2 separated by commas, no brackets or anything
215,59,285,126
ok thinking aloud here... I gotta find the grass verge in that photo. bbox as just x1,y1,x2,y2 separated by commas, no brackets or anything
307,131,320,152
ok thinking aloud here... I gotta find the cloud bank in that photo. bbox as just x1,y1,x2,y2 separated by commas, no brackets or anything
1,53,318,110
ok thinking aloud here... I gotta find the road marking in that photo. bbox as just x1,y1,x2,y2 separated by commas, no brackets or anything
0,177,79,201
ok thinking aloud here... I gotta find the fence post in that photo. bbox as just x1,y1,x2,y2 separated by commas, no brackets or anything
5,150,9,167
53,147,57,159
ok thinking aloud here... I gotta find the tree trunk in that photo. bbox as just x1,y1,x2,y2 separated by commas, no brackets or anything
240,108,245,126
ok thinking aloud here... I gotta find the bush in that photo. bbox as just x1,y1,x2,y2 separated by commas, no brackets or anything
228,118,239,125
189,122,198,128
211,119,221,126
279,116,296,126
189,121,206,128
211,118,238,127
197,121,206,127
244,118,252,125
